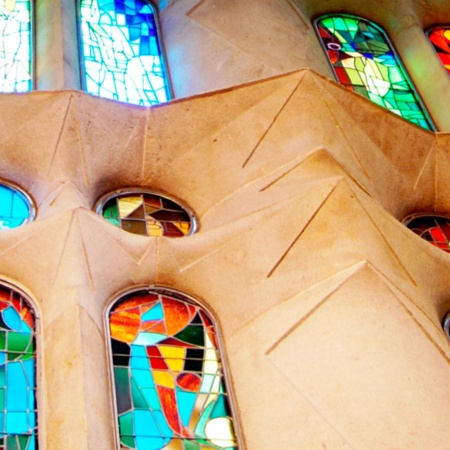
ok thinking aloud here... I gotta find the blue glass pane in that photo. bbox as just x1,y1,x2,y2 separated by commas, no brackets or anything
0,184,32,230
80,0,169,106
0,0,32,92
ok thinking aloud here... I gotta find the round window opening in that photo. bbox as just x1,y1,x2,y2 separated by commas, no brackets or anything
443,311,450,340
403,212,450,253
0,180,35,229
96,189,197,237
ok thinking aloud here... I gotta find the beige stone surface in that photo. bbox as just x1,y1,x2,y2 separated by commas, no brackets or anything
2,63,450,447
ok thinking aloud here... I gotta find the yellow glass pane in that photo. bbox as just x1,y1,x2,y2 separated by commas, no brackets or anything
173,221,190,235
159,345,185,372
188,393,209,431
118,196,143,218
146,219,163,236
153,370,175,389
161,439,183,449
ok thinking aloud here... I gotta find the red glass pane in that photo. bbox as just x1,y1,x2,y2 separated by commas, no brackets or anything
428,27,450,75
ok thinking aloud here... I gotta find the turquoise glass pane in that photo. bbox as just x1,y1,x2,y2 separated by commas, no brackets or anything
79,0,169,106
0,183,32,230
0,0,32,92
0,286,37,447
110,290,238,449
316,15,434,130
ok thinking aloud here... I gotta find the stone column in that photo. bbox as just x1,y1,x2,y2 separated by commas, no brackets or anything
35,0,81,90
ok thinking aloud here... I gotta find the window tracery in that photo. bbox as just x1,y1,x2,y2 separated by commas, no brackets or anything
403,213,450,252
0,180,35,230
0,283,37,449
95,189,196,237
0,0,32,92
427,26,450,75
108,287,238,449
79,0,170,106
315,14,434,130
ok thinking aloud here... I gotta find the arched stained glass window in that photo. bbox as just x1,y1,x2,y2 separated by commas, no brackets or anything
427,27,450,75
108,288,238,449
0,180,35,230
0,0,32,92
315,14,434,130
403,212,450,252
79,0,170,106
0,283,37,449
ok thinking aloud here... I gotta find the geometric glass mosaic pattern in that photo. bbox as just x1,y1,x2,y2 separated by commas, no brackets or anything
315,14,435,130
403,213,450,253
109,288,237,449
0,182,34,230
97,190,196,237
0,0,32,92
0,284,37,449
427,27,450,75
79,0,170,106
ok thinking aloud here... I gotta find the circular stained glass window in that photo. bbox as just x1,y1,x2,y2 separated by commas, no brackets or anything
403,212,450,253
0,180,35,229
95,190,197,237
443,311,450,340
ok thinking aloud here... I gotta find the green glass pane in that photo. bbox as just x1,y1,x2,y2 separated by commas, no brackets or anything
103,202,120,228
119,411,134,436
211,395,229,420
175,325,204,347
316,14,434,130
6,435,19,450
7,333,32,354
0,331,6,350
17,435,29,450
184,441,201,450
121,435,135,448
130,377,148,409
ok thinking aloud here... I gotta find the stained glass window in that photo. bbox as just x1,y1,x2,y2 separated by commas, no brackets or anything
109,288,238,449
96,190,197,237
315,14,434,130
0,283,37,449
79,0,170,106
427,27,450,75
0,181,35,230
403,213,450,252
443,311,450,340
0,0,32,92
